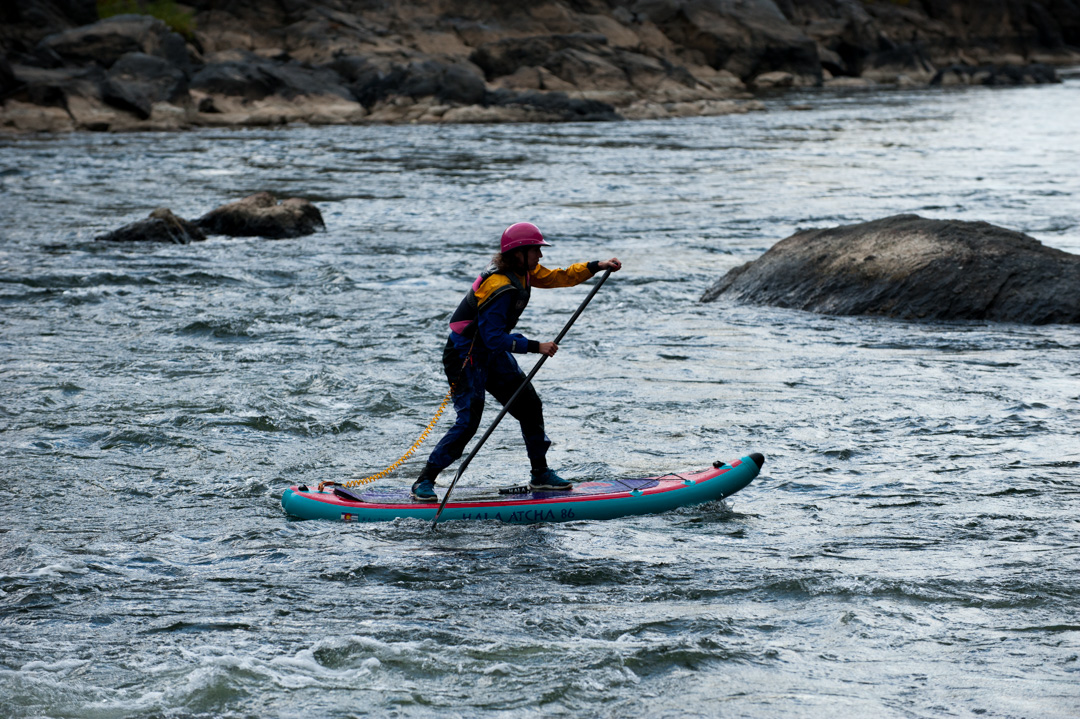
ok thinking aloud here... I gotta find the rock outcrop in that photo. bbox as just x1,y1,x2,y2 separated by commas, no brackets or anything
95,193,324,242
701,214,1080,325
2,1,1077,132
195,192,325,239
95,207,207,244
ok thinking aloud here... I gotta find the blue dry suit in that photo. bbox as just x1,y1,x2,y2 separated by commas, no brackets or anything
425,261,599,472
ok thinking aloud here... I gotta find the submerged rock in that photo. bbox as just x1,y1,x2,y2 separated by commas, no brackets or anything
95,208,206,244
195,192,325,239
701,215,1080,325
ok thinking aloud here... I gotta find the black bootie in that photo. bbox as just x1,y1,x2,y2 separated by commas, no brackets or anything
411,463,442,502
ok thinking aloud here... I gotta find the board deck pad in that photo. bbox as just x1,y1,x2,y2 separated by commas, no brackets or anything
353,478,663,505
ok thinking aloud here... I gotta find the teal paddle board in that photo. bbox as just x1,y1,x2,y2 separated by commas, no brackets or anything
280,453,764,524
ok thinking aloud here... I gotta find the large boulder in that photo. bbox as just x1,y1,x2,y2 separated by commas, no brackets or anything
5,15,199,130
7,60,192,130
701,215,1080,324
35,14,191,70
8,63,114,129
331,57,486,108
103,52,189,118
8,64,97,108
191,50,353,102
195,192,325,239
96,208,206,244
437,62,488,105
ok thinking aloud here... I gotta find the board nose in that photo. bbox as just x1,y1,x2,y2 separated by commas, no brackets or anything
749,453,765,469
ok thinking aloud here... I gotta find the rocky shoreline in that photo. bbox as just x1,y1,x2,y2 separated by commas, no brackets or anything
2,1,1078,133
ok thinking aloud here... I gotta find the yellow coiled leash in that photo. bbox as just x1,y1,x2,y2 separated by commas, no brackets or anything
315,386,453,493
317,344,473,493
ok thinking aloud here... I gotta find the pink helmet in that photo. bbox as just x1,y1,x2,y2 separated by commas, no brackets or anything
500,222,552,253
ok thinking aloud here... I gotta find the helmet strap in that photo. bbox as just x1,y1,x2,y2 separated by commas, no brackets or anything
508,247,529,273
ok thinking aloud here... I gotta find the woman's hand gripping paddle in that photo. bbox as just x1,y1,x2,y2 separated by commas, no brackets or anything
431,269,614,529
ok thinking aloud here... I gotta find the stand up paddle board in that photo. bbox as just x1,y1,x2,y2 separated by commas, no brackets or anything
280,453,764,524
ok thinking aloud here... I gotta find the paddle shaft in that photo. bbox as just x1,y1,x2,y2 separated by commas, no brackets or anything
431,269,613,528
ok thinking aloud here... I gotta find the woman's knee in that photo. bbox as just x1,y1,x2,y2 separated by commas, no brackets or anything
454,397,485,432
513,389,543,420
466,413,483,434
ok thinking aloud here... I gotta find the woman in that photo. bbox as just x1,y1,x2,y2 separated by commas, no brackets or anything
411,221,622,501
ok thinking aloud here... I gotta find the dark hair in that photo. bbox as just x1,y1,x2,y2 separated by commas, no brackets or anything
491,248,527,273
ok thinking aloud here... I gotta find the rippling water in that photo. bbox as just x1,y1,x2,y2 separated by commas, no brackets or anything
2,80,1079,718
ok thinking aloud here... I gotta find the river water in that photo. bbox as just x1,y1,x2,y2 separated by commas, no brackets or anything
2,78,1079,718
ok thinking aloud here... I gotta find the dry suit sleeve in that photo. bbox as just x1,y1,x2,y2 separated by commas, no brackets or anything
530,262,596,289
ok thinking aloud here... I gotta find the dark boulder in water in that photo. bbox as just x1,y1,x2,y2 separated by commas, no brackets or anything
701,214,1080,325
95,207,206,244
195,192,325,239
95,193,325,243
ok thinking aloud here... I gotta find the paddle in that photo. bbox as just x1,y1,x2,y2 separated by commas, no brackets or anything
431,268,613,529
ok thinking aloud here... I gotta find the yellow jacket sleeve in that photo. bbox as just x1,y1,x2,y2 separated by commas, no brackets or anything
530,262,594,289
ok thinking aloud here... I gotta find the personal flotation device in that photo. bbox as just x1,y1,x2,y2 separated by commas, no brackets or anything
448,266,531,338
